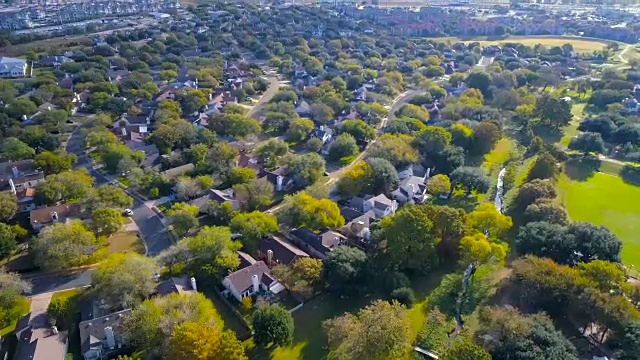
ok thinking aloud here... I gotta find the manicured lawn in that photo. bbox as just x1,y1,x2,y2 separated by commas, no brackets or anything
557,170,640,267
559,103,586,147
483,138,517,175
51,288,81,301
0,297,30,336
107,231,145,255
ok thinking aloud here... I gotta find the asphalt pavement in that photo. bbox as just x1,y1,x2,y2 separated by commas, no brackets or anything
25,120,174,295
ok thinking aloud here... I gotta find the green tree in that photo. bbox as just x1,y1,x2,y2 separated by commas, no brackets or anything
535,95,572,128
230,211,278,252
466,71,492,96
414,126,452,154
228,167,257,185
92,208,125,236
512,179,557,211
122,293,223,356
47,297,71,325
165,321,247,360
339,119,376,142
322,246,368,295
373,205,438,272
32,220,102,271
329,133,358,161
467,202,513,239
367,157,399,194
280,192,344,230
367,134,419,167
256,138,289,169
233,177,274,211
169,210,199,237
451,167,491,195
441,340,491,360
615,321,640,360
426,174,451,196
33,150,77,174
252,304,294,347
1,137,35,161
0,192,18,222
568,132,606,155
6,98,37,120
93,253,159,307
35,170,94,205
471,121,501,155
0,223,17,260
337,160,373,197
323,300,411,360
85,185,132,211
459,233,508,266
282,152,326,187
286,118,315,143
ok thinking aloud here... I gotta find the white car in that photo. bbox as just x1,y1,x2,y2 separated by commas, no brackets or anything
123,209,134,216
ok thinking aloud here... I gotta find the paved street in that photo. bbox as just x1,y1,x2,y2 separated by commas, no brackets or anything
25,120,175,295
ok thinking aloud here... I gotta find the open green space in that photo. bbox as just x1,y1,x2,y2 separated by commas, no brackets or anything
431,36,611,53
557,163,640,267
107,230,146,255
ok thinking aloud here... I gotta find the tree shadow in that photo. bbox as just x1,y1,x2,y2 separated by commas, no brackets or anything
564,156,601,182
532,124,563,144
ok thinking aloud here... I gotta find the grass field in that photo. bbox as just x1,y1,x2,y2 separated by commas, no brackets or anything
432,36,611,53
557,166,640,267
0,297,30,336
107,230,145,255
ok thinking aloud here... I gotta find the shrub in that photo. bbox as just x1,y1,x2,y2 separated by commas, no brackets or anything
390,287,416,308
47,297,71,324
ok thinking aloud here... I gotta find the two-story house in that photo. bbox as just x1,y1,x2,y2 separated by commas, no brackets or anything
349,194,397,220
288,228,347,259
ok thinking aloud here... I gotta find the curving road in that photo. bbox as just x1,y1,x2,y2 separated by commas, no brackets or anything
27,119,174,295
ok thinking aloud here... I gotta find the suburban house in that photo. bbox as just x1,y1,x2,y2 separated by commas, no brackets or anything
222,259,285,302
0,56,27,78
391,175,429,205
107,69,130,83
294,100,312,117
14,312,68,360
15,187,37,213
38,55,72,68
339,207,375,242
30,204,81,232
261,166,294,192
160,163,195,181
189,188,239,212
259,235,309,266
78,308,131,360
155,275,198,296
112,113,152,135
288,228,347,259
309,126,333,144
349,193,398,219
236,152,263,173
71,91,91,113
208,188,240,209
9,171,45,193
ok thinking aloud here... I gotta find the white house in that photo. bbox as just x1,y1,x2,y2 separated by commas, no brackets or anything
0,57,27,78
222,260,285,302
349,193,397,219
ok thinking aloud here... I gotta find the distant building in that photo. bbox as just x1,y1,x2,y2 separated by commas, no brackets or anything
0,57,27,78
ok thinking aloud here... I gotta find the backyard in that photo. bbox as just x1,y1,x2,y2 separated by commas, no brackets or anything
557,162,640,268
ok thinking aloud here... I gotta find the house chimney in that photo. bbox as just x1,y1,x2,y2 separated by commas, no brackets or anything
121,127,127,136
51,211,59,222
226,188,234,199
11,166,19,178
52,326,58,335
190,277,197,291
267,249,273,266
104,326,116,349
251,274,259,293
276,176,283,192
319,125,324,131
